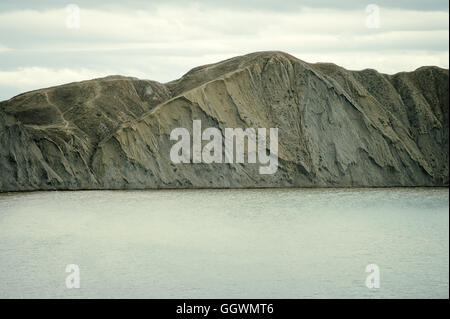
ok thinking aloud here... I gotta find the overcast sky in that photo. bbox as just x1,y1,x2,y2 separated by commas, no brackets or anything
0,0,448,101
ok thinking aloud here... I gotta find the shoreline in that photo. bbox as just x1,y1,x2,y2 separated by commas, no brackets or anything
1,185,448,195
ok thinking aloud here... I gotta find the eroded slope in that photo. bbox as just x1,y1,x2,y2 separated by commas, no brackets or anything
1,52,448,191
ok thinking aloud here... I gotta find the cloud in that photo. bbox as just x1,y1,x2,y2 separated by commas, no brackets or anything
298,51,450,74
0,45,10,53
0,0,448,12
0,3,448,100
0,6,448,47
0,67,113,96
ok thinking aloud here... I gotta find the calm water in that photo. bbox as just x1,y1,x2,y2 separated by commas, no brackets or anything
0,188,448,299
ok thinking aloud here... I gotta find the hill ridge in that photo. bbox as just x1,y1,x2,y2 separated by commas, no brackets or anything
0,51,448,191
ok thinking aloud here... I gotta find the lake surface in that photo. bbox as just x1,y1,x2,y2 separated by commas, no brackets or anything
0,188,448,299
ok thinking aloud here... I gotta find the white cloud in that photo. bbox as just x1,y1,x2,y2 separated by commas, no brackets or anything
1,6,448,45
0,67,113,94
298,51,450,74
0,45,10,53
0,4,448,100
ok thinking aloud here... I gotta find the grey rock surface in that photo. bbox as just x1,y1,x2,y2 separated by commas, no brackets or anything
0,52,448,191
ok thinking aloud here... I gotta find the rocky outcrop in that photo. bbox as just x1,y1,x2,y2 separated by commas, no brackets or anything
0,52,448,191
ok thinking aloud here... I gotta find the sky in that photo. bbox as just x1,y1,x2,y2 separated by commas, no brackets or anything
0,0,448,101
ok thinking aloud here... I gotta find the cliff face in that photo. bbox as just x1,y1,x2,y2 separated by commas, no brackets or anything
0,52,448,191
